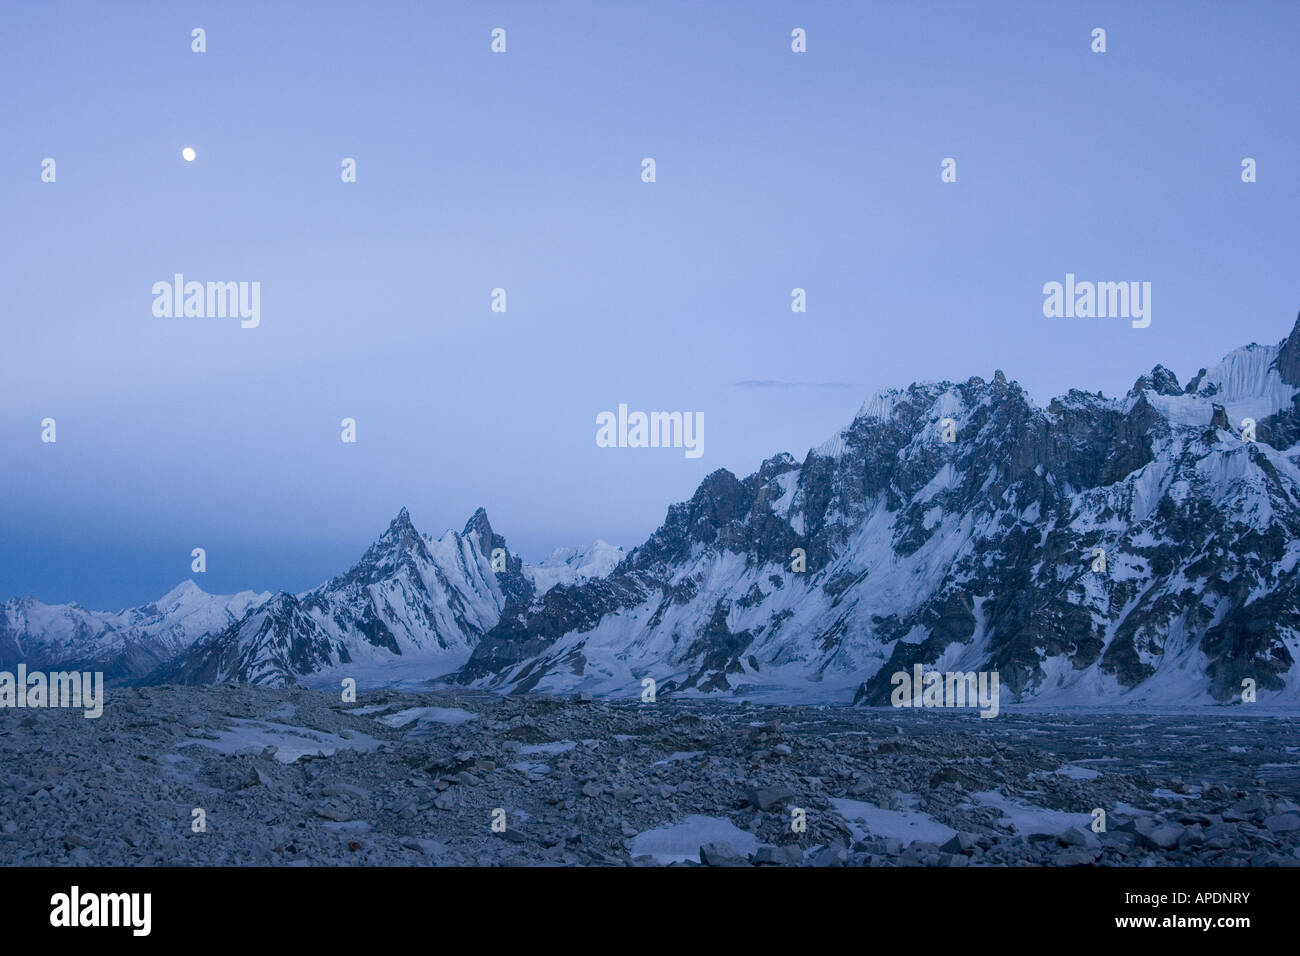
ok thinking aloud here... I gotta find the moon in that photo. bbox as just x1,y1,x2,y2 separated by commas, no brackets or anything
181,147,196,162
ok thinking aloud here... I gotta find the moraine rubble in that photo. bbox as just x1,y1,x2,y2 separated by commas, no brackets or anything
2,685,1298,867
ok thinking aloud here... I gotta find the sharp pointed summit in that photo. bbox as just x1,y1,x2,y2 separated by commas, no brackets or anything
380,506,417,539
145,505,616,686
462,506,494,542
1129,364,1183,397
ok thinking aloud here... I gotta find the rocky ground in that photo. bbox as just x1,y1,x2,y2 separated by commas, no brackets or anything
1,685,1297,866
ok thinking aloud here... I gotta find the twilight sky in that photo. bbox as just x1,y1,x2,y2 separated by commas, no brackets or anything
1,0,1297,609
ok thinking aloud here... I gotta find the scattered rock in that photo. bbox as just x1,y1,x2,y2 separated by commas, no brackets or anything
3,683,1296,867
754,845,803,865
700,842,746,866
747,785,795,811
1265,813,1300,833
1138,824,1184,850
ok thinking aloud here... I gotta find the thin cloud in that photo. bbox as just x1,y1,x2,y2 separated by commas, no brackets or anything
732,380,862,390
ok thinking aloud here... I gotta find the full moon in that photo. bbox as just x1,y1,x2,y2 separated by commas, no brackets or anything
181,147,196,162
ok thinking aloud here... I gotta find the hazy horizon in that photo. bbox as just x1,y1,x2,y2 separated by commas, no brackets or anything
3,0,1298,608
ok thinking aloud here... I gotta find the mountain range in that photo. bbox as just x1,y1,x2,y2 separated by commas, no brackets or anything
6,312,1300,705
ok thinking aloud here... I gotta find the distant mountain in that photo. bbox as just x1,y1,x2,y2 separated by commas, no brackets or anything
458,312,1300,705
0,581,270,683
148,508,623,686
12,313,1300,705
526,540,626,593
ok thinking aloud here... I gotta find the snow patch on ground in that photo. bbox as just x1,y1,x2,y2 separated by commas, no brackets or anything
376,706,477,728
1030,763,1101,781
829,797,957,845
180,719,381,763
970,790,1093,836
519,740,577,755
629,815,761,864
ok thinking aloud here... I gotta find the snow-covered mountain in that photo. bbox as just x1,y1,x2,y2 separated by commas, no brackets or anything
0,581,270,683
148,508,621,686
526,540,626,593
458,312,1300,705
13,313,1300,704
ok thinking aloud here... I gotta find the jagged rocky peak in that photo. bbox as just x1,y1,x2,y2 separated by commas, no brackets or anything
1184,368,1210,394
462,506,494,542
1128,364,1183,397
459,507,534,604
687,469,751,523
379,506,418,542
462,506,510,564
146,504,538,687
343,507,435,586
1272,309,1300,386
258,590,301,613
373,506,425,551
455,309,1300,706
757,452,799,479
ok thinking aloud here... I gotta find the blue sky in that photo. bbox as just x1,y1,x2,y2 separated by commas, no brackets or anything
2,0,1297,609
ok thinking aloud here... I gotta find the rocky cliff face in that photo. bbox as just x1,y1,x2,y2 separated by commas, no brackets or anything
459,313,1300,705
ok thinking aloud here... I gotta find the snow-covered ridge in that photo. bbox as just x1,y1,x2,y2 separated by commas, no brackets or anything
459,312,1300,706
0,582,272,681
855,388,906,423
526,540,626,593
10,312,1300,701
823,335,1299,465
1,506,627,686
138,507,631,686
